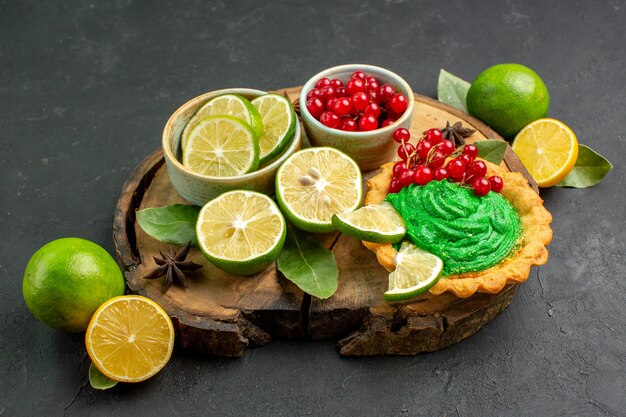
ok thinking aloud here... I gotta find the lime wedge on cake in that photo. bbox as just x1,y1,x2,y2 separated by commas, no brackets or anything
275,147,362,233
182,94,263,149
332,202,406,244
196,190,286,275
251,94,296,164
182,115,259,177
384,242,443,302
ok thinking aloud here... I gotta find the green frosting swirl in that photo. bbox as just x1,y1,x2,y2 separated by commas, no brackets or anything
386,180,522,276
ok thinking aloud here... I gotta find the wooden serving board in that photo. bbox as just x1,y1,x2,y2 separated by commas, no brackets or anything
113,86,538,357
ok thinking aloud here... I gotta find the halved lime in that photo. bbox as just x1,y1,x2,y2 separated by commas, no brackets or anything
182,94,263,149
182,115,259,177
384,242,443,302
196,190,286,275
251,94,296,165
332,202,406,244
275,147,362,233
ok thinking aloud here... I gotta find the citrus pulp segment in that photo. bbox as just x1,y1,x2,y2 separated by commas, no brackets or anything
251,94,296,164
384,242,443,302
512,118,579,187
275,147,363,233
332,202,406,244
182,115,259,177
85,295,175,383
182,94,263,149
196,190,286,275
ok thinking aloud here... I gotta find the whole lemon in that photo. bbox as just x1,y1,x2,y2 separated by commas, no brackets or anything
23,237,125,332
466,63,550,139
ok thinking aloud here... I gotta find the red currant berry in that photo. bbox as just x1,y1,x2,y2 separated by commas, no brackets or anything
350,70,366,80
388,93,408,114
319,86,336,101
389,179,402,193
393,161,408,176
467,160,487,178
367,80,380,93
457,154,472,165
439,139,455,156
340,118,357,131
315,77,331,89
462,144,478,160
393,128,411,143
472,177,491,196
335,86,347,97
433,167,448,181
320,111,340,129
358,114,378,131
351,92,369,112
413,166,433,185
416,140,432,159
346,78,366,95
325,98,337,112
331,78,343,88
378,84,395,102
380,119,394,127
489,176,504,193
307,88,320,100
446,159,466,181
306,98,325,118
428,150,446,169
333,98,352,116
424,128,443,145
364,102,381,118
398,143,415,161
365,75,377,85
400,169,415,187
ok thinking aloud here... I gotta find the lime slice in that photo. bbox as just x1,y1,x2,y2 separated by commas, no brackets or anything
251,94,296,165
275,147,362,233
332,202,406,244
384,242,443,302
182,94,263,149
182,115,259,177
196,190,286,275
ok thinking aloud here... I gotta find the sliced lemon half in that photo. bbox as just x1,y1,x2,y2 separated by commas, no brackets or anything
512,118,579,187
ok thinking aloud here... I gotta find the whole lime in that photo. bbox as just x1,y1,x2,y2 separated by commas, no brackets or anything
466,63,550,139
23,237,125,332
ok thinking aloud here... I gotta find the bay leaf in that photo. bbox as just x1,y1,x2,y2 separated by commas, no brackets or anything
89,362,118,390
437,69,471,113
277,223,338,299
474,139,508,165
136,204,200,246
556,144,612,188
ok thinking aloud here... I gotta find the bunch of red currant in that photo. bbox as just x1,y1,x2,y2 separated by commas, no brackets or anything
305,70,409,131
388,127,504,196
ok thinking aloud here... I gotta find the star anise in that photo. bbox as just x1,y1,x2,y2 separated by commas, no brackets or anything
440,121,476,147
143,242,202,291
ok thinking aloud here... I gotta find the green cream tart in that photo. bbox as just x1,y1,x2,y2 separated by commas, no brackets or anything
386,180,522,276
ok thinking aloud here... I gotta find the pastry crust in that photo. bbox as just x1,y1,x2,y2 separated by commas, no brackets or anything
364,159,553,298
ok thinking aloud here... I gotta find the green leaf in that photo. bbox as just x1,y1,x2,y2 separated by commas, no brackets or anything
437,69,471,113
474,139,507,165
556,144,613,188
89,362,118,390
277,223,338,299
136,204,200,246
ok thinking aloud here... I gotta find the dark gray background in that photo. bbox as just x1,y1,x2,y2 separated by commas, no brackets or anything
1,1,624,416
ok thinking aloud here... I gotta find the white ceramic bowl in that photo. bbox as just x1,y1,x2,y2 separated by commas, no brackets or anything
162,88,301,206
299,64,414,171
